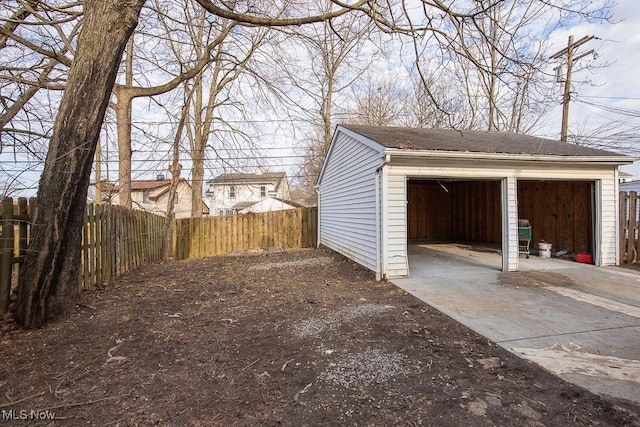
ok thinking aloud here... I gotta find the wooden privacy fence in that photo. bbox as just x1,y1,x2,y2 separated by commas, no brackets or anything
1,201,318,313
173,207,318,260
0,198,32,313
0,197,164,313
80,204,164,288
620,191,640,264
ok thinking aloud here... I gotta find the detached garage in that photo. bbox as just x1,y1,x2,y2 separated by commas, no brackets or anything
316,125,633,280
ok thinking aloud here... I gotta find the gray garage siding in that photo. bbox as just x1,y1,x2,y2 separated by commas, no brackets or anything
318,131,381,272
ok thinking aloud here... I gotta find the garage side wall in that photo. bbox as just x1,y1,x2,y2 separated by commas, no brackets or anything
318,132,380,272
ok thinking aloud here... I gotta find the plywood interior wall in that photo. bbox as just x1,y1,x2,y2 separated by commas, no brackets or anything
407,179,593,255
517,181,593,255
407,180,501,243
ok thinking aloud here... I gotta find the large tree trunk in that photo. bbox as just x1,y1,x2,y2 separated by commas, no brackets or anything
16,0,144,329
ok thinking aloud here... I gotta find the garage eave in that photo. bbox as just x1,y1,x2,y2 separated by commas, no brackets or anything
383,148,635,166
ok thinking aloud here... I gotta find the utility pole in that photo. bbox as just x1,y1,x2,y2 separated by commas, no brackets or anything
550,35,597,142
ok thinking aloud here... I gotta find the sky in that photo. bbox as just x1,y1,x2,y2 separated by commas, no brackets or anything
2,0,640,196
536,0,640,177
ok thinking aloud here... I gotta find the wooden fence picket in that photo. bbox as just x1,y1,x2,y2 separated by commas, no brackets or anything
171,207,318,261
0,198,14,313
0,198,318,314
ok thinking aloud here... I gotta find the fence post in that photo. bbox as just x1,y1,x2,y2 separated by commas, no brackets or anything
0,198,14,313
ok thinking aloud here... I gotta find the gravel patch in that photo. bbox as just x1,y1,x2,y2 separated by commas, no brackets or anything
292,304,394,338
248,256,334,271
318,348,412,388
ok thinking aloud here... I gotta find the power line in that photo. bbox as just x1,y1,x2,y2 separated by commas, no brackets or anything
579,96,640,101
574,98,640,118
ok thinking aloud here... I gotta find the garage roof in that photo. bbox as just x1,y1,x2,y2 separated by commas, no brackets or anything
343,125,628,158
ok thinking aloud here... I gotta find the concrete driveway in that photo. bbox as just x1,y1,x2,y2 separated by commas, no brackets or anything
392,242,640,404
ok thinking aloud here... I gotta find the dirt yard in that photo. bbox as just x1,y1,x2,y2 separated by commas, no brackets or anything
1,248,639,426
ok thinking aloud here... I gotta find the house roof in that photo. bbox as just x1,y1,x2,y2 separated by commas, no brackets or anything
113,179,170,191
233,197,303,211
232,201,256,210
133,180,171,190
342,125,628,158
208,172,286,185
113,179,192,192
272,197,304,208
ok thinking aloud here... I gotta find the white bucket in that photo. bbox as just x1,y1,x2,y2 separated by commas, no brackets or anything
539,242,552,258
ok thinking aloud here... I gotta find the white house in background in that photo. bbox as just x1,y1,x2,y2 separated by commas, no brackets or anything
317,125,633,280
206,172,292,216
111,177,209,218
619,171,635,183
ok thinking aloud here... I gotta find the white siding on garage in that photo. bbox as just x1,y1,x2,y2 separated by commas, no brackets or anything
390,161,622,270
599,173,619,266
385,173,408,278
318,132,381,271
503,177,519,271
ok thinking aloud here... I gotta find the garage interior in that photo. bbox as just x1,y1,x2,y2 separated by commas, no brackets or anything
406,179,595,272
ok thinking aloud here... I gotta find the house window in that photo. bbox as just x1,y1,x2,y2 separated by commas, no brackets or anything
260,186,266,197
226,209,235,215
143,190,150,204
229,185,236,199
219,209,225,216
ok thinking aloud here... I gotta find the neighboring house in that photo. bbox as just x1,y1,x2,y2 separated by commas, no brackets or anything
111,177,209,218
317,124,633,280
206,172,292,216
620,179,640,193
619,171,635,184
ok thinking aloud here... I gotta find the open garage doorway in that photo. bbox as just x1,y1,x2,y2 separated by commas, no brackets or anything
405,178,597,278
517,180,595,260
406,179,503,277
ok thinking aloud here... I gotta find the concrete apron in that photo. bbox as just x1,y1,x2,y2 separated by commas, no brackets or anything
392,242,640,404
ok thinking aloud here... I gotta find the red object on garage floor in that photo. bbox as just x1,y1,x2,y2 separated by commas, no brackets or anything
575,253,593,264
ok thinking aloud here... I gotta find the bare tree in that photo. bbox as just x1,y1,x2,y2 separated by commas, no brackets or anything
0,1,80,167
110,1,237,209
402,73,457,128
457,1,555,132
10,0,617,327
162,86,194,260
408,0,613,133
348,76,407,126
180,8,273,217
13,0,385,327
16,0,145,328
278,2,381,203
